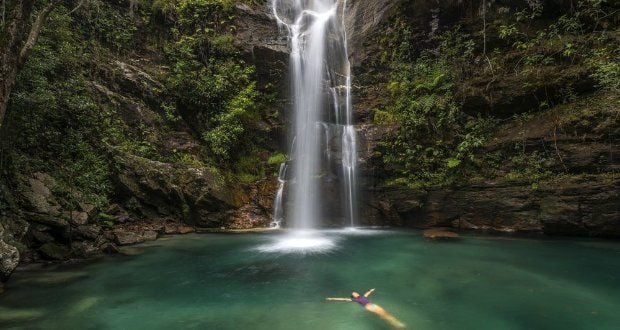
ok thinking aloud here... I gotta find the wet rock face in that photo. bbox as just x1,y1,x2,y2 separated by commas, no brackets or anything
344,0,399,66
234,3,289,113
341,0,620,237
366,175,620,238
234,3,288,57
113,153,240,225
112,153,276,229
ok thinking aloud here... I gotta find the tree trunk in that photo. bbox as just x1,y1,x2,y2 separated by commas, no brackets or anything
0,66,18,130
0,0,54,129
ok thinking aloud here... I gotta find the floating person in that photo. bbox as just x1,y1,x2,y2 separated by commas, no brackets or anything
326,288,406,329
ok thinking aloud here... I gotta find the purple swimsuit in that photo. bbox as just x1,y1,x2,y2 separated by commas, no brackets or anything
353,296,370,307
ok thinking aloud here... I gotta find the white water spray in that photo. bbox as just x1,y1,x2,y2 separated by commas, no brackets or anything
271,0,358,229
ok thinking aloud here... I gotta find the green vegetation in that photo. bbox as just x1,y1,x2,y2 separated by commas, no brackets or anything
163,0,260,162
0,0,276,218
376,27,492,187
268,152,287,166
3,4,114,208
0,0,616,220
375,0,618,188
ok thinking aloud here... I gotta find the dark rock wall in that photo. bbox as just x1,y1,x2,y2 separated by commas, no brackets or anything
344,0,619,237
364,176,619,237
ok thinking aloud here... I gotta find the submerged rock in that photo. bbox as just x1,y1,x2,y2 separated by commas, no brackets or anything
423,228,460,240
0,307,45,322
72,225,102,241
66,297,100,316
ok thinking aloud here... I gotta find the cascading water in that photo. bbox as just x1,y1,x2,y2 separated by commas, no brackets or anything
270,163,287,228
271,0,358,229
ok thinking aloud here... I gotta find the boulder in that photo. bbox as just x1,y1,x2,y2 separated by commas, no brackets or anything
25,212,68,228
142,230,158,241
164,223,195,235
178,225,195,234
113,229,158,246
0,238,19,282
113,230,145,246
73,225,102,241
22,173,61,215
63,211,89,226
71,241,100,258
164,223,178,234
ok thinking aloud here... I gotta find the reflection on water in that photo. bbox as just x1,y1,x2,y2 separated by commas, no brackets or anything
1,231,620,330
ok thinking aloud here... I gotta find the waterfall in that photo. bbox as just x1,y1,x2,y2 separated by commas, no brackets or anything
272,0,357,228
271,163,287,228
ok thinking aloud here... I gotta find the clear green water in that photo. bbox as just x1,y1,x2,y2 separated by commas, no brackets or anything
1,229,620,330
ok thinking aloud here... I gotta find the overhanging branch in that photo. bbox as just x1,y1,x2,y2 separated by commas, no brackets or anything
18,1,55,67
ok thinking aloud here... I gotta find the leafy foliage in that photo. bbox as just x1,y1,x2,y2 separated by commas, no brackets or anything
376,0,618,188
377,28,490,187
163,0,259,162
3,6,113,208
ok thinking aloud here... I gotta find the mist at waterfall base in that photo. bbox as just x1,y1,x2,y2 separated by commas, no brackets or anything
2,232,620,329
271,0,358,231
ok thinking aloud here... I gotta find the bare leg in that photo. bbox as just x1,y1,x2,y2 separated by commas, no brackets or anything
365,303,406,329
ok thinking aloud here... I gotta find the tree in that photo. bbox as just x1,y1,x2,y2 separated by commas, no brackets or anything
0,0,56,129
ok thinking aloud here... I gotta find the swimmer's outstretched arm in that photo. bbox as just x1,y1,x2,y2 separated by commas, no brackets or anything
364,288,375,297
325,297,352,302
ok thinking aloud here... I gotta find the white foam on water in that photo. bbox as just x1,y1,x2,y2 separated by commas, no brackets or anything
253,228,394,254
255,231,337,254
325,227,393,236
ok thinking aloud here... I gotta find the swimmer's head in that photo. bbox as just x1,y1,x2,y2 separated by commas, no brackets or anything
351,292,360,298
